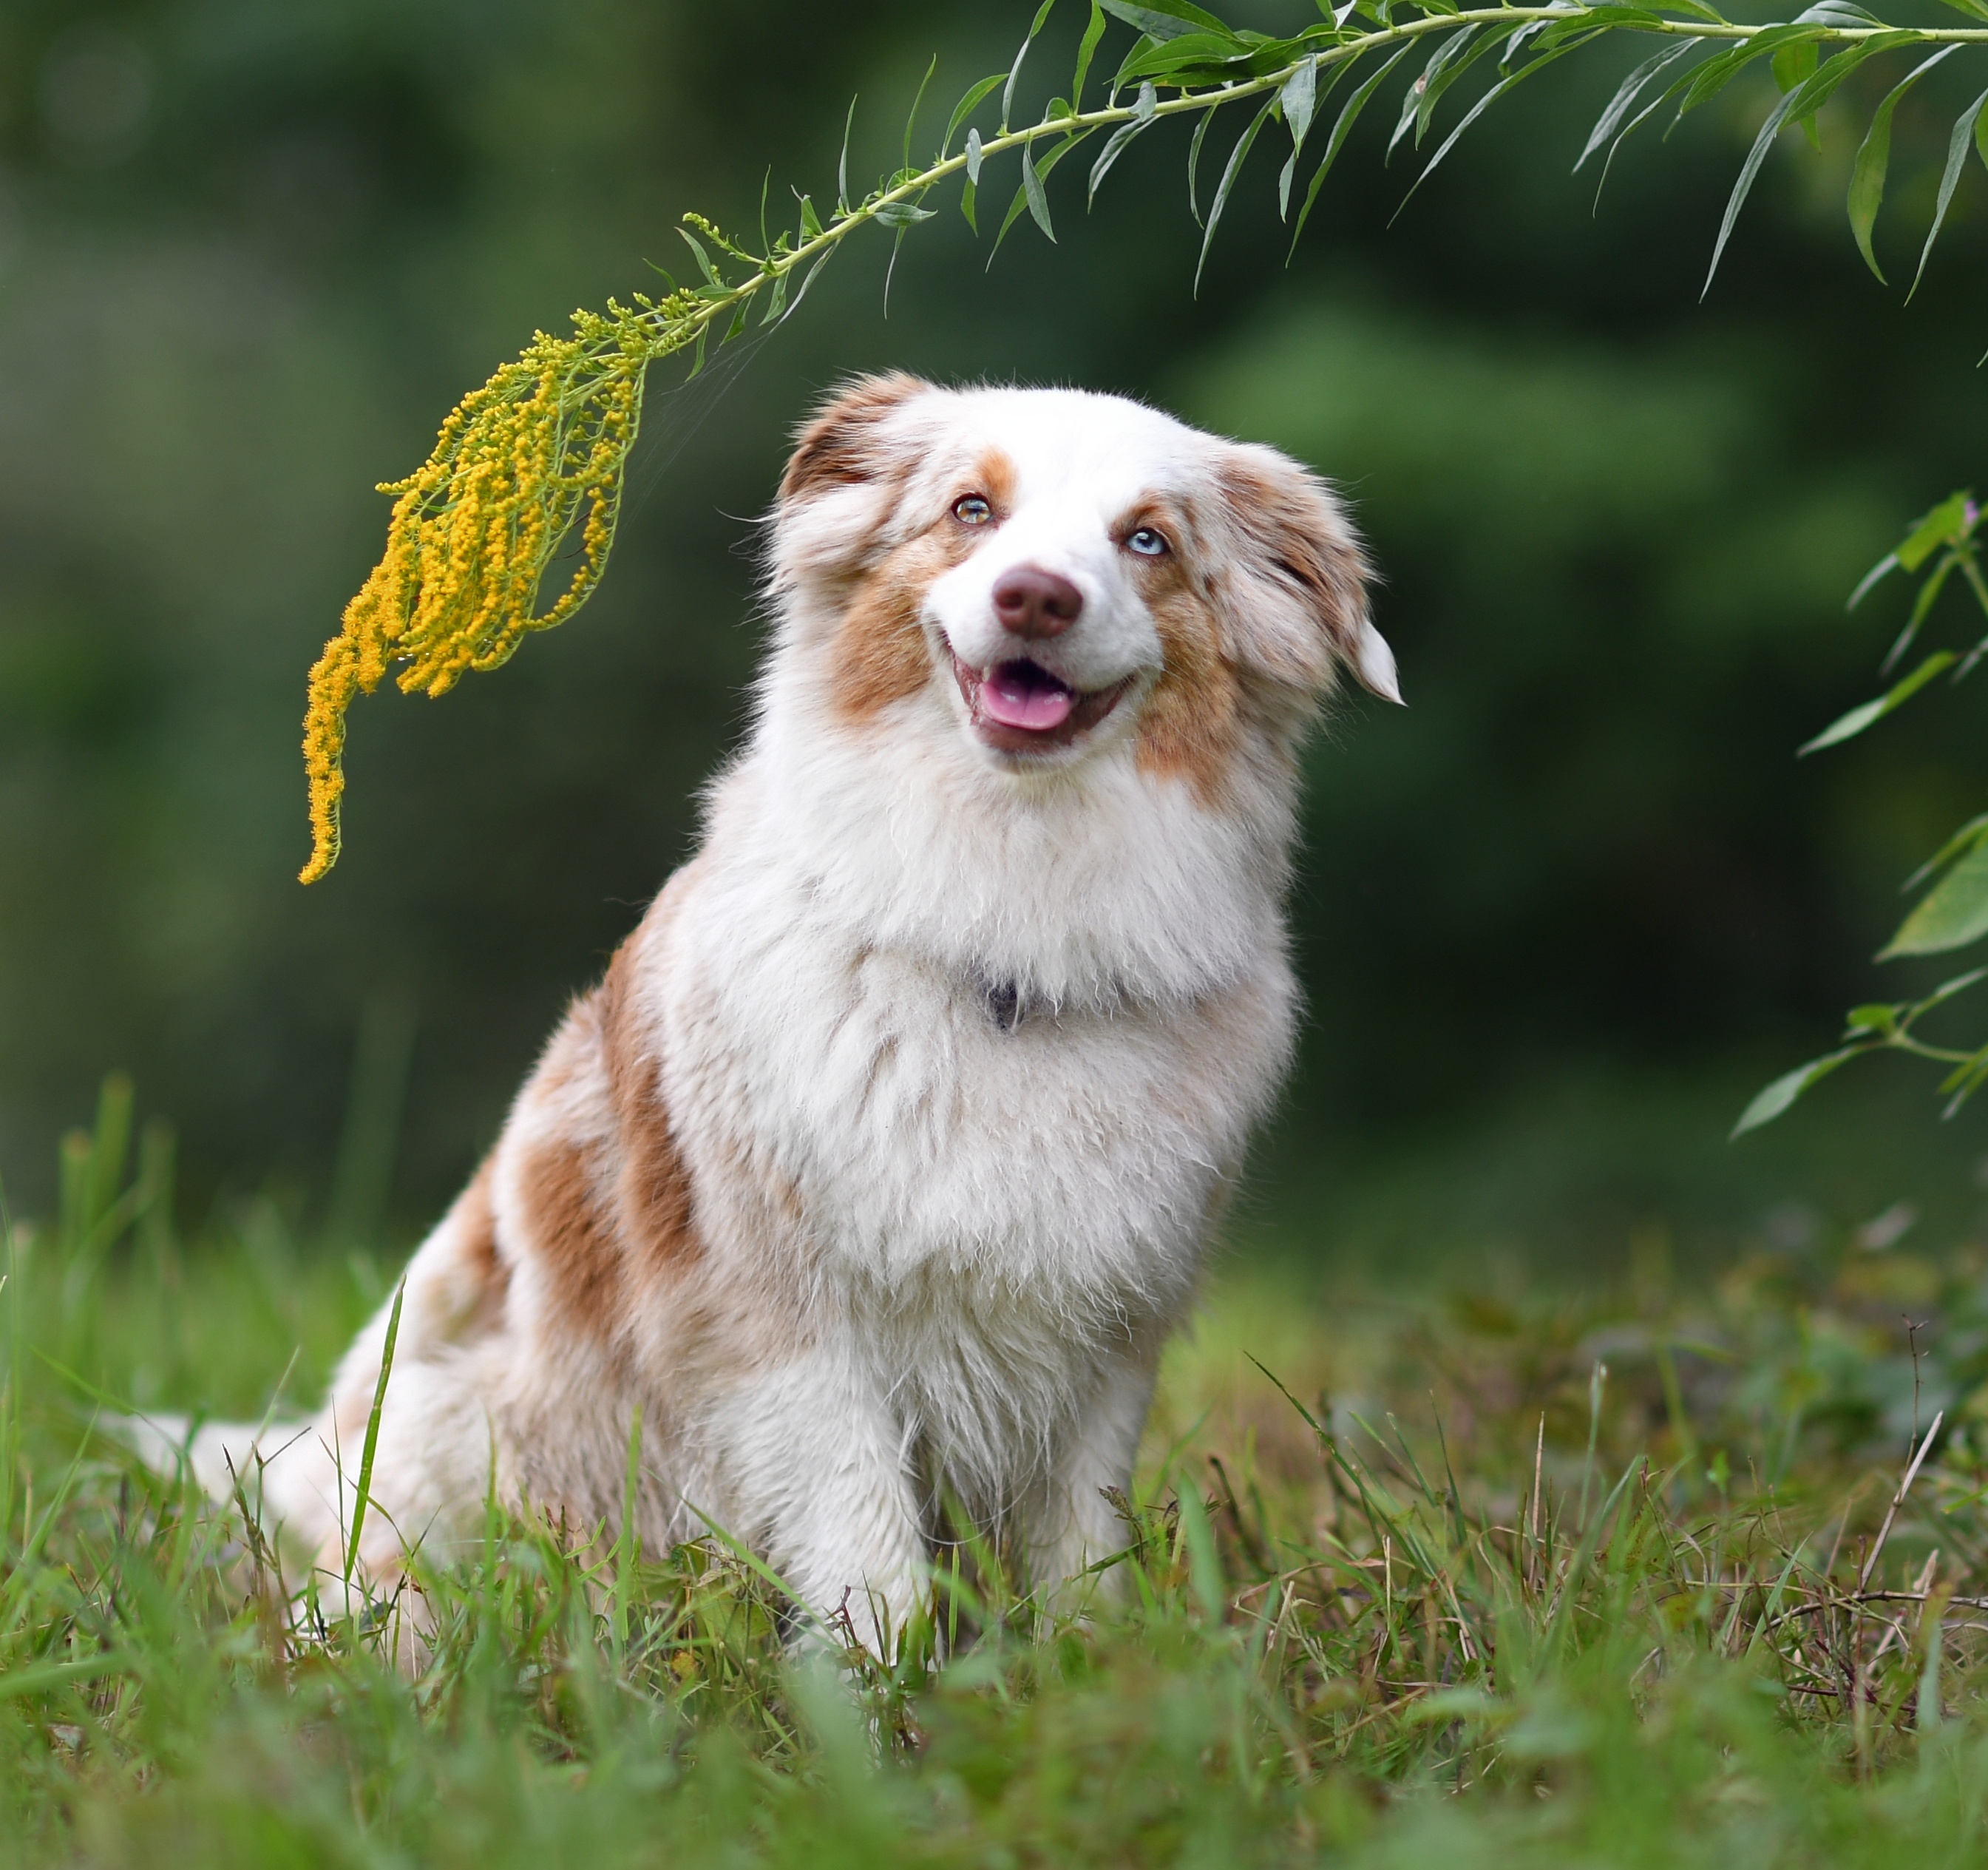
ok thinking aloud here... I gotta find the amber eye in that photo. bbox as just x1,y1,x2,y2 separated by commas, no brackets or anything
953,493,994,525
1126,526,1170,558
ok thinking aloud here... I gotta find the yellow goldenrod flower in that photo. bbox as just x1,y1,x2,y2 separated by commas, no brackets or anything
299,308,655,883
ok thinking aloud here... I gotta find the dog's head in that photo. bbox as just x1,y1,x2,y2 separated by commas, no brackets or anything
766,374,1397,798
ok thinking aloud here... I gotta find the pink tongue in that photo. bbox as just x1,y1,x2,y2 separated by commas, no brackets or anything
983,664,1076,731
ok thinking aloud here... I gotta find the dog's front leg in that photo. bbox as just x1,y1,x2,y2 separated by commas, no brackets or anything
1031,1346,1159,1617
704,1351,926,1659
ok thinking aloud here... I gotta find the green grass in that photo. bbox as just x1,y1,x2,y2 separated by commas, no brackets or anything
10,1092,1988,1865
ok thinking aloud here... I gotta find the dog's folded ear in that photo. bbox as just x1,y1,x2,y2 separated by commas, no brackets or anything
1215,444,1400,708
780,372,932,504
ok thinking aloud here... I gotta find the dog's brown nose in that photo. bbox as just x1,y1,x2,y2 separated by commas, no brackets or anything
992,564,1083,640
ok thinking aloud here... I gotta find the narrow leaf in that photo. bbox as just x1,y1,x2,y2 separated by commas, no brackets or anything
1090,81,1158,204
837,97,858,214
343,1278,406,1590
1732,1049,1861,1136
1397,30,1592,218
1004,0,1060,134
1704,42,1874,299
1416,21,1509,148
1681,26,1821,116
1196,95,1278,292
1575,38,1699,169
1284,54,1320,152
902,55,937,174
991,133,1090,261
1591,47,1711,209
1099,0,1229,37
1799,648,1958,754
1771,40,1817,95
1883,842,1988,958
943,74,1006,159
1905,814,1988,892
1908,84,1988,300
1291,44,1414,252
1187,109,1215,226
1900,489,1975,572
1391,30,1473,161
1073,0,1107,106
1022,141,1056,240
1850,549,1900,612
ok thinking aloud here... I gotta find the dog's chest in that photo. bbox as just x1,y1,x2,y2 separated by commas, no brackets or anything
662,873,1289,1310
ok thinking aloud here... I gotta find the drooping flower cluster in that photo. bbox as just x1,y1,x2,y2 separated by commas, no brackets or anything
298,307,656,883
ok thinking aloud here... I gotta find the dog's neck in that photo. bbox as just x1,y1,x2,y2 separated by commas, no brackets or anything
703,651,1300,1011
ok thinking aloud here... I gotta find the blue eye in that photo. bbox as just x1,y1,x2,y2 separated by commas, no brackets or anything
954,494,994,525
1127,526,1169,558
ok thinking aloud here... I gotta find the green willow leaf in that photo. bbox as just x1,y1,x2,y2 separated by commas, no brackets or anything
1418,23,1505,146
1284,52,1320,145
1397,27,1599,218
1706,40,1878,297
1278,55,1320,215
1900,489,1975,570
1187,107,1215,224
1799,649,1958,754
1391,27,1478,160
1003,0,1060,134
1908,83,1988,299
1733,1049,1862,1136
1589,44,1714,209
1291,42,1414,251
1074,0,1109,104
1680,24,1822,115
1118,31,1258,84
991,132,1091,259
900,55,938,174
942,74,1006,160
1575,38,1701,171
1099,0,1228,38
1905,813,1988,892
1889,551,1961,663
1849,549,1901,612
1795,0,1884,23
1883,842,1988,958
1845,50,1951,285
1089,80,1158,203
1023,140,1056,239
1196,94,1279,290
1772,41,1818,94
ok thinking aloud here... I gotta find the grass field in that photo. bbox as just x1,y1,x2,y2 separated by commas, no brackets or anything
8,1085,1988,1865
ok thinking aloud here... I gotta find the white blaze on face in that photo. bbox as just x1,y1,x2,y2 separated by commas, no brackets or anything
923,391,1195,708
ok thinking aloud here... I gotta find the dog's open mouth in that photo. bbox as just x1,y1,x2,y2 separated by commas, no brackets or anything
950,651,1131,752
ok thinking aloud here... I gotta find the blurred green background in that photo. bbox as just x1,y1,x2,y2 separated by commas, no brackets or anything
4,0,1988,1276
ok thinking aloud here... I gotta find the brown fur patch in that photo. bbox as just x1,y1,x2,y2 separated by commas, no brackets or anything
515,931,704,1345
1212,454,1368,696
780,372,929,504
515,1134,622,1344
830,515,988,724
597,938,701,1283
969,446,1017,520
1136,578,1243,804
1116,497,1245,804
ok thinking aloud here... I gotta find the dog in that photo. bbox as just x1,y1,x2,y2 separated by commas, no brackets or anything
147,375,1398,1653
